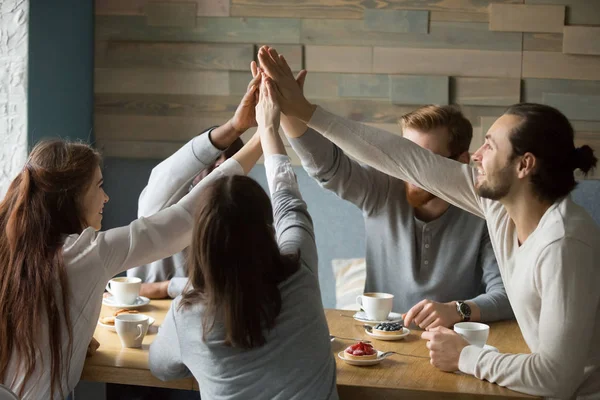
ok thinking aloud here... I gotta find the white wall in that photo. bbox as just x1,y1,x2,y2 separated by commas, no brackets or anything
0,0,28,197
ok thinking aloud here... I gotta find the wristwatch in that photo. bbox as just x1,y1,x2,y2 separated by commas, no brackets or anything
456,301,471,322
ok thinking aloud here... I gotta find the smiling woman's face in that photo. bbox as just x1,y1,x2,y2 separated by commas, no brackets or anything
79,166,109,230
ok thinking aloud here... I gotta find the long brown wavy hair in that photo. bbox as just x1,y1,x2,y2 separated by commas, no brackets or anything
0,139,101,398
180,175,299,349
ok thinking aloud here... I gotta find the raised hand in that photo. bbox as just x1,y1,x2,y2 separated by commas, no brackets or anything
229,63,262,134
256,74,281,131
257,46,315,122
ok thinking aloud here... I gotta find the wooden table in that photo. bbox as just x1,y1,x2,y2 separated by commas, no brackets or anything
82,300,538,399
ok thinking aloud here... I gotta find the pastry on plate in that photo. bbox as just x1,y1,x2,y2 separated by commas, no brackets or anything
344,341,377,360
372,322,404,335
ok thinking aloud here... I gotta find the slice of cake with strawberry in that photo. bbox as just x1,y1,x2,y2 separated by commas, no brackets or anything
344,341,377,360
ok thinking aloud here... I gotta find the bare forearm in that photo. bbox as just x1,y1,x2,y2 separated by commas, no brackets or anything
232,134,262,174
261,125,286,156
210,119,244,150
281,114,309,139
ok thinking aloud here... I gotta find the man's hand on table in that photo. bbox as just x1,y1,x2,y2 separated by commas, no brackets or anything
403,299,462,330
87,337,100,358
421,326,469,372
140,281,170,299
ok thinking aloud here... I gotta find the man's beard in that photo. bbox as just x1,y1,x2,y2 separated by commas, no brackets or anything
475,163,513,200
405,182,437,208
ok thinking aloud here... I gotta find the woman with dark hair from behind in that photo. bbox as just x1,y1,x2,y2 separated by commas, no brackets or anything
148,75,338,399
0,76,264,399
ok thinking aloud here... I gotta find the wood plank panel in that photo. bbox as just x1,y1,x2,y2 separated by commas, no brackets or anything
94,94,508,126
306,46,372,73
98,42,254,71
301,20,522,51
97,140,186,159
94,69,229,95
573,121,600,132
313,98,415,123
522,51,600,81
96,0,229,17
231,0,523,19
146,2,197,27
453,77,521,106
525,0,600,26
303,72,340,99
523,33,563,52
374,48,522,78
94,94,245,117
429,11,488,23
229,71,254,95
563,26,600,56
96,0,145,16
390,75,449,105
364,10,429,34
338,74,389,98
96,16,301,44
522,78,600,103
542,93,600,121
94,115,229,141
490,4,565,33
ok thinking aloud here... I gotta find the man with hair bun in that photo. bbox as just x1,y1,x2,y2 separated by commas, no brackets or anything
257,44,600,399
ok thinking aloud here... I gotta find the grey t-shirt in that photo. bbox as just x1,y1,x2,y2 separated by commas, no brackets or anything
149,156,338,400
289,128,514,321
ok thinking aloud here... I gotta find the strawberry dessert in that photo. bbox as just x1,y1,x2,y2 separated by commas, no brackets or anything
344,341,377,360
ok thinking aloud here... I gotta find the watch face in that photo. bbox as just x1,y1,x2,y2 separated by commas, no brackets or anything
459,302,472,317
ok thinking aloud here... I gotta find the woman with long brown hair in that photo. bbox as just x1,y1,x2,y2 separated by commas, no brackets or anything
149,74,338,399
0,76,263,399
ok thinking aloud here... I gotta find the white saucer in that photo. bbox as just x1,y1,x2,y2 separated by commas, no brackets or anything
98,316,155,332
353,311,403,325
365,326,410,341
483,344,498,352
338,350,387,366
102,295,150,309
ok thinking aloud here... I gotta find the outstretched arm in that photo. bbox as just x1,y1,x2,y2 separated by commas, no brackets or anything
258,46,488,219
138,69,261,217
257,76,318,275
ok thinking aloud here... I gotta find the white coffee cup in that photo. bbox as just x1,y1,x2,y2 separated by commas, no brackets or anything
356,292,394,321
453,322,490,347
106,277,141,305
115,314,150,348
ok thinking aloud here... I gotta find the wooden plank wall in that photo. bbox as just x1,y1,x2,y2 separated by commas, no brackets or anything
94,0,600,179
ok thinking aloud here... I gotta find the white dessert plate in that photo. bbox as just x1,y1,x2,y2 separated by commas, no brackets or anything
365,326,410,341
338,350,387,366
97,316,155,332
353,311,403,325
102,295,150,309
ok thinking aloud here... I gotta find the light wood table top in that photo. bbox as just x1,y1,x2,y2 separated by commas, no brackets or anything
82,300,538,399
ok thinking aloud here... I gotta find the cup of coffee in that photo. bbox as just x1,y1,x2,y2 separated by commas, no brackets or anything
453,322,490,347
106,277,141,305
356,292,394,321
115,314,150,348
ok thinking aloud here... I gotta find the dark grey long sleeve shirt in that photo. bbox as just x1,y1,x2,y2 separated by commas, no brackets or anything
288,128,514,322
